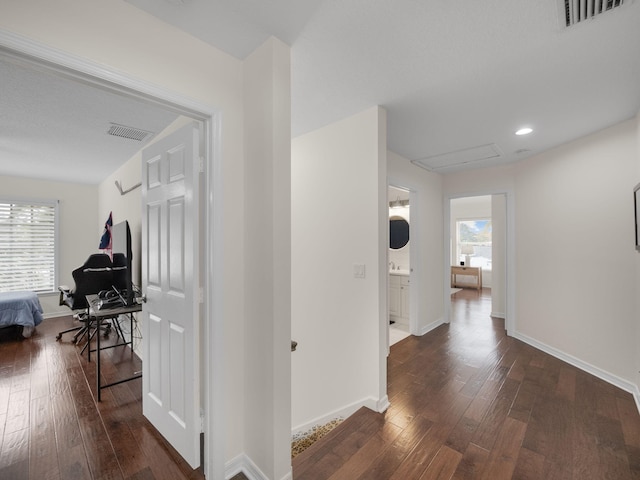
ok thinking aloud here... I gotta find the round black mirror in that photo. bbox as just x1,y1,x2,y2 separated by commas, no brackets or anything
389,216,409,249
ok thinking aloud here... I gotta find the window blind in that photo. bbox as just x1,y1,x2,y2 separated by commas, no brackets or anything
0,200,58,293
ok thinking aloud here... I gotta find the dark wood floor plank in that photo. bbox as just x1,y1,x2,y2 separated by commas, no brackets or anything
326,421,403,480
478,416,527,480
360,414,435,480
418,445,462,480
0,315,202,480
0,427,30,471
29,395,60,480
451,442,489,480
5,389,30,434
471,377,520,451
293,407,379,476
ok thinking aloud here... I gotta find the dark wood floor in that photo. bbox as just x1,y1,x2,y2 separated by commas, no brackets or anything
0,315,204,480
293,288,640,479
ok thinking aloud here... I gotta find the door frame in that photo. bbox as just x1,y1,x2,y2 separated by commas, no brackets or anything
387,183,418,339
444,189,515,335
0,31,224,479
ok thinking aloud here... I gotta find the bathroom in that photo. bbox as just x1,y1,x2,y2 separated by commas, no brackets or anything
388,185,411,344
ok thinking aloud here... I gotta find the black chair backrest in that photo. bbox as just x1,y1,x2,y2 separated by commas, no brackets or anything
65,254,115,310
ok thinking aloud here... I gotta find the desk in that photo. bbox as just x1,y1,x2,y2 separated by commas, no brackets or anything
86,295,142,401
451,266,482,291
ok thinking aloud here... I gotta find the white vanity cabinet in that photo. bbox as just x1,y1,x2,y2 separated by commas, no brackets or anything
389,273,409,326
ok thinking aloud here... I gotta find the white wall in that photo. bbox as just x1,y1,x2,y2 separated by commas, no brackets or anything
387,151,445,334
0,175,98,317
0,2,262,477
515,119,637,386
291,106,388,432
243,37,292,480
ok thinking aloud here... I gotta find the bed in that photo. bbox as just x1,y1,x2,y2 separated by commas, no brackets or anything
0,291,44,338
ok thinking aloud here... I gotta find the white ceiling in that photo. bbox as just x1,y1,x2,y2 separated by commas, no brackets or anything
0,56,180,184
2,0,639,184
128,0,640,173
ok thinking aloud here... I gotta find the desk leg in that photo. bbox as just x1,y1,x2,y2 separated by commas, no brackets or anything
96,319,101,402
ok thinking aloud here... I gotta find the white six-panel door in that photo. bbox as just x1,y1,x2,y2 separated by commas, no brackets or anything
141,122,200,468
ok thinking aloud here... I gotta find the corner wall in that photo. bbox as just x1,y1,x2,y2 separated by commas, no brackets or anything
243,37,292,480
291,106,388,432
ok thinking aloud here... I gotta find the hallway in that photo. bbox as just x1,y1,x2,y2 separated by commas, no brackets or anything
293,288,640,479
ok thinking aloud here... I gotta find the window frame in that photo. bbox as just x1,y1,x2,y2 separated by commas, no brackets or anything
0,197,59,294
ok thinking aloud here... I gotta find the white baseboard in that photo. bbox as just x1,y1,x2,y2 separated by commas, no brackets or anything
514,332,640,414
418,317,444,336
490,311,505,319
377,394,390,413
292,395,385,436
225,453,292,480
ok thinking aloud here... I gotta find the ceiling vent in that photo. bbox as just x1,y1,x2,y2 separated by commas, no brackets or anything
560,0,629,27
107,123,154,142
411,144,503,172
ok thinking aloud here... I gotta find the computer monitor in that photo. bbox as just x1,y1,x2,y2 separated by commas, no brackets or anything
111,220,134,306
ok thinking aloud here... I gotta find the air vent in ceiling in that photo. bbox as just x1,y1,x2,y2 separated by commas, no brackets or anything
411,143,503,172
560,0,629,27
107,123,154,142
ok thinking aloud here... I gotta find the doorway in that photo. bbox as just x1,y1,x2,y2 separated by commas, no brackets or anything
0,37,221,478
388,185,411,346
447,193,508,329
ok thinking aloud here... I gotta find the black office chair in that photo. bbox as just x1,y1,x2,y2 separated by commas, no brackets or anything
57,254,114,343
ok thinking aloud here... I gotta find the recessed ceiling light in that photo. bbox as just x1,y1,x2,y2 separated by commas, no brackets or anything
515,127,533,136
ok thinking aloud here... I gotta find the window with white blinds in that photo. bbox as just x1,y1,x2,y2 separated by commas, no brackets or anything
0,199,58,293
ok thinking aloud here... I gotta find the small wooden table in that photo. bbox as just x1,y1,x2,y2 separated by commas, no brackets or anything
451,265,482,291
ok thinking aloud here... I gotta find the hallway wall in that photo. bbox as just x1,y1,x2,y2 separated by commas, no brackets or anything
292,106,387,432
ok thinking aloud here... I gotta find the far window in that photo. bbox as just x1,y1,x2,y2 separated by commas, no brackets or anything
0,199,58,293
457,219,492,270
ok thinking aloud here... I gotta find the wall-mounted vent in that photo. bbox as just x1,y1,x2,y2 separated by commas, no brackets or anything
107,123,154,142
560,0,629,27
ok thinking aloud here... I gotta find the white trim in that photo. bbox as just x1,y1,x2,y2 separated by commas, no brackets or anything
225,453,292,480
377,394,391,413
514,331,640,414
0,31,208,119
0,29,224,480
490,311,506,319
418,317,445,336
291,396,383,436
